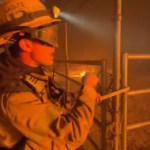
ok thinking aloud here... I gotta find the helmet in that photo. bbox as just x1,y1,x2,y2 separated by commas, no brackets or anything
0,0,60,46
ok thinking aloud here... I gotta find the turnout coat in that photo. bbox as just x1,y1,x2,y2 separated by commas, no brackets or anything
0,52,97,150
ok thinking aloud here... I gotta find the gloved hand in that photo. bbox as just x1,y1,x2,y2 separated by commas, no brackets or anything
81,73,101,102
81,72,99,88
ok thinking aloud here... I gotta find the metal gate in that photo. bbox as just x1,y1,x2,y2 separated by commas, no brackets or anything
120,53,150,150
54,53,150,150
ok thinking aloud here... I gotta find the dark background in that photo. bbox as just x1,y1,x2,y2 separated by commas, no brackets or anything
44,0,150,70
45,1,150,150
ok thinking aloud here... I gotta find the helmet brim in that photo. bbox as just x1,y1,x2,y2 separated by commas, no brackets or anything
0,16,60,45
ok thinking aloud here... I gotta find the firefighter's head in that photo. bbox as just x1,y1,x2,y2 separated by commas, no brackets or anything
0,0,60,46
0,0,61,66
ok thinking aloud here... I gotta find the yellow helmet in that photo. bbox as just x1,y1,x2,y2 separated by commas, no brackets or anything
0,0,60,45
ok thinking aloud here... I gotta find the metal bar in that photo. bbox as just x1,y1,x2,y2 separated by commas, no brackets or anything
121,53,128,150
54,72,130,102
54,71,81,85
55,60,103,65
65,22,69,92
101,59,107,150
127,121,150,131
101,59,107,94
113,0,122,149
100,87,130,101
128,89,150,96
128,54,150,60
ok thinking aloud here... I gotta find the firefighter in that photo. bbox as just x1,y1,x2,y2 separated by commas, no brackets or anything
0,0,100,149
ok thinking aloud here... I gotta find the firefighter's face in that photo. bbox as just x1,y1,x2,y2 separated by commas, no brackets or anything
18,24,58,67
30,25,58,66
30,39,56,66
19,38,56,67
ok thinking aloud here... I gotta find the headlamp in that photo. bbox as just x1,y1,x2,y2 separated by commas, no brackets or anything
52,6,60,19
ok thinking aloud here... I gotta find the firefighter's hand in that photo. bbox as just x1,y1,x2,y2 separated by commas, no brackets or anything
81,73,102,102
96,93,102,102
81,73,99,88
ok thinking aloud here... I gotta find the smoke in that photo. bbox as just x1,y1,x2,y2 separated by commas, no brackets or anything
0,0,4,4
60,11,109,39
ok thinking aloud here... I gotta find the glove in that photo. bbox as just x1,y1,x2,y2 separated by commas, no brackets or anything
81,72,99,88
81,73,102,102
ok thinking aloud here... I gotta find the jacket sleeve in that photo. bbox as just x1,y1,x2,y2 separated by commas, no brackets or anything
2,85,97,149
50,85,97,149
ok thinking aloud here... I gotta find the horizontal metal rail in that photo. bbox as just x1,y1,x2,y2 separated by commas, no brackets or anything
127,121,150,131
101,87,130,101
54,71,81,85
55,59,105,65
128,88,150,96
54,72,130,102
128,54,150,60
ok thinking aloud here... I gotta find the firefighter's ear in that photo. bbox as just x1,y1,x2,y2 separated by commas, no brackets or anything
19,39,33,52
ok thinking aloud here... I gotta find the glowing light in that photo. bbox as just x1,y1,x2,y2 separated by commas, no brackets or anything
60,12,83,26
68,71,86,78
80,71,86,77
53,6,60,18
59,12,107,38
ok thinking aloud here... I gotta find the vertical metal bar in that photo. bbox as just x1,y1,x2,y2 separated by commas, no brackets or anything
121,53,128,150
101,59,107,150
113,0,122,149
101,59,107,93
65,22,69,92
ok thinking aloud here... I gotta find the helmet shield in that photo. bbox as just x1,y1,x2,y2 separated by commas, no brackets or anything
7,23,58,47
33,24,58,47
